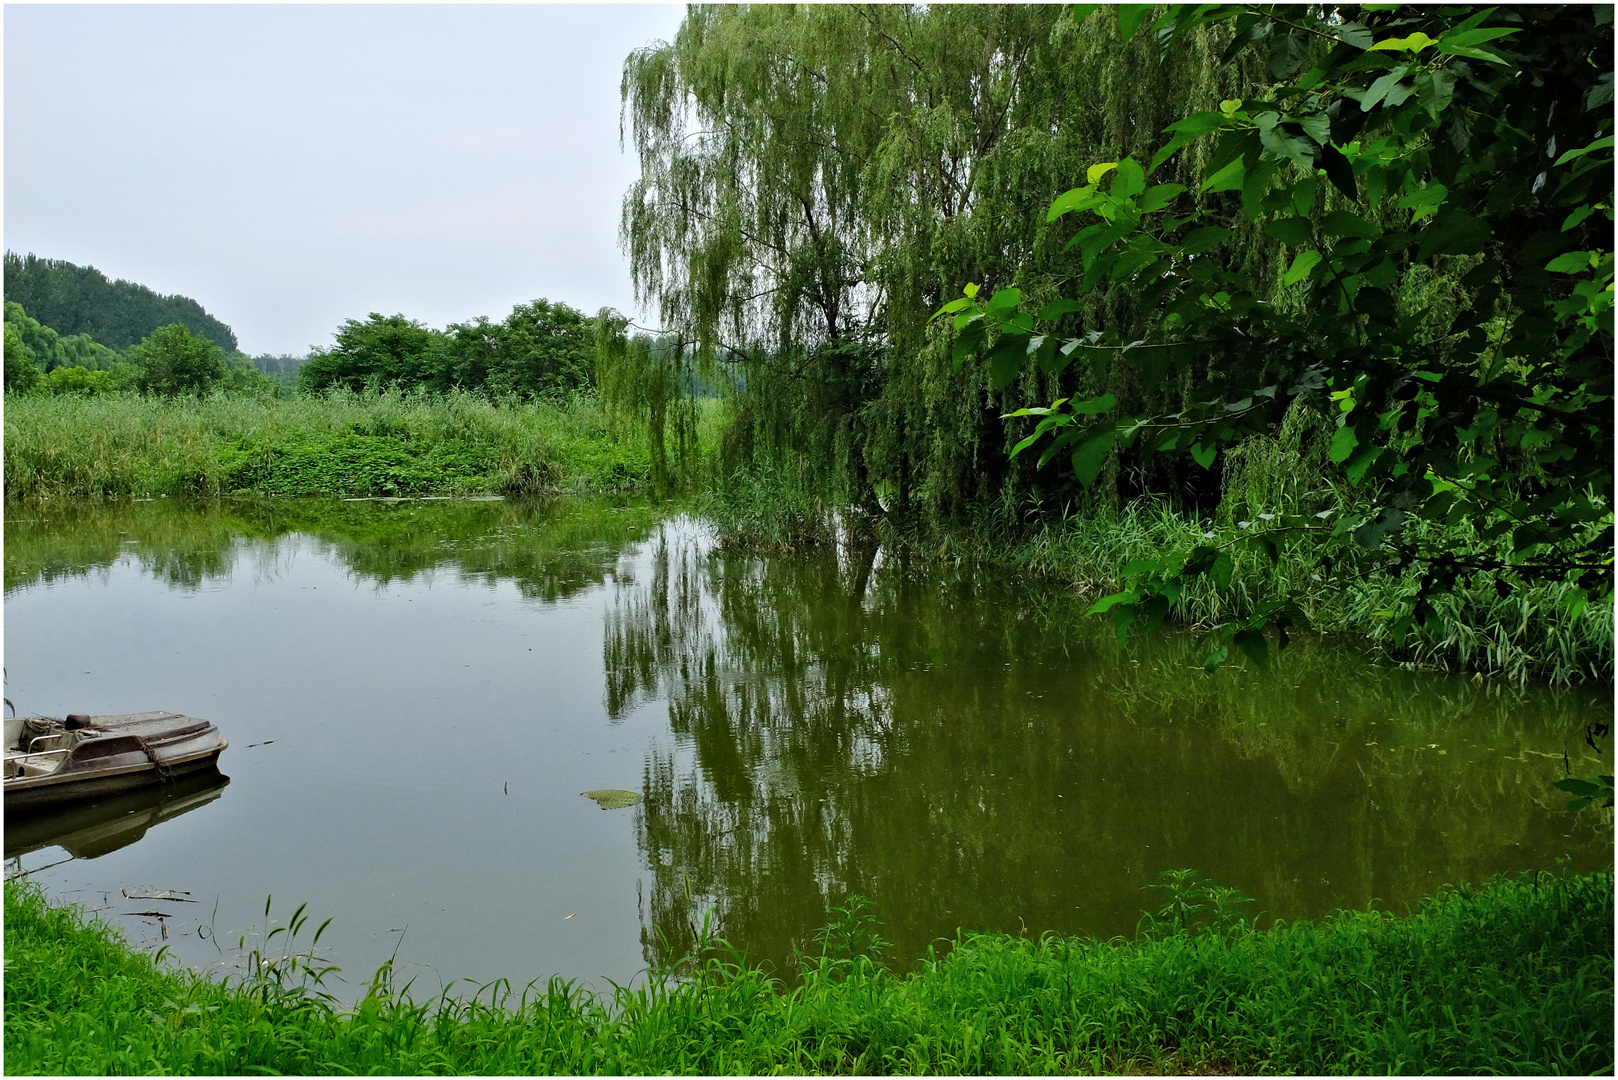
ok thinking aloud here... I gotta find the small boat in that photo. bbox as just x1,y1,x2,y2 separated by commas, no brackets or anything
4,712,229,812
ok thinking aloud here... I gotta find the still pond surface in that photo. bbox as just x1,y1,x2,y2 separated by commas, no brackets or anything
5,497,1611,1001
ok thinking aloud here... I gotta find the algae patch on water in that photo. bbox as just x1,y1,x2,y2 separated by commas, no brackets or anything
582,789,641,809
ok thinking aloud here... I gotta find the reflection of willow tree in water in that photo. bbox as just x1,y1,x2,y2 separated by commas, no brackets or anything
3,497,661,602
607,528,1613,978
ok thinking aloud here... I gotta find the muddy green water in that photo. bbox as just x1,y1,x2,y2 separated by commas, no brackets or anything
4,497,1611,1001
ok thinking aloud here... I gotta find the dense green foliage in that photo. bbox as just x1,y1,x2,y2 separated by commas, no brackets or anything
297,313,445,391
3,300,277,399
4,321,43,395
616,4,1271,519
131,323,227,396
2,254,596,405
298,299,597,398
6,871,1610,1074
956,5,1614,676
611,3,1613,686
1,390,658,500
4,251,238,353
698,474,1610,683
595,323,709,493
3,299,126,374
3,5,1608,688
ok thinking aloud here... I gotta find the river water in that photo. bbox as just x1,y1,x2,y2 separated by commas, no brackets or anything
4,497,1611,1002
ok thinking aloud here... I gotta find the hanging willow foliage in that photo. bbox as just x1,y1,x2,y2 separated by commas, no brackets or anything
594,310,702,494
616,4,1272,521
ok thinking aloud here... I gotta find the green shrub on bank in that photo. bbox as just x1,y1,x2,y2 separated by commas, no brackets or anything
700,479,1610,684
998,502,1614,686
2,389,651,500
5,871,1611,1075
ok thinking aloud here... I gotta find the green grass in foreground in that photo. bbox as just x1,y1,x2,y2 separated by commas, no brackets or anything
2,389,654,500
5,871,1611,1075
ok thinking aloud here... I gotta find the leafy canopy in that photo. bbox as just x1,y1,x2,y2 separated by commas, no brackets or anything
135,323,228,397
4,322,40,395
3,251,238,354
618,5,1265,513
944,4,1613,670
298,302,597,398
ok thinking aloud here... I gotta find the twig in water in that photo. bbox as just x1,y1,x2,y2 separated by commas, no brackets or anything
123,888,197,902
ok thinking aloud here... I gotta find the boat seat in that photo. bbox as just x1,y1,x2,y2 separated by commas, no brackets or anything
5,750,69,778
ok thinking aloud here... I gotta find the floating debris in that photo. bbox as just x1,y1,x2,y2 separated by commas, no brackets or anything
123,889,196,903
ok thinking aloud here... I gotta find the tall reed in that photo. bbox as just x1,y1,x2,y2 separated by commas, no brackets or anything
3,389,652,501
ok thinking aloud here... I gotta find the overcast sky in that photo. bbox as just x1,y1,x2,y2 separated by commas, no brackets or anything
4,3,688,356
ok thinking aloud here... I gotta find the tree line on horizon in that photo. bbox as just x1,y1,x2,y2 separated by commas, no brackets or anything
3,252,600,401
4,251,239,354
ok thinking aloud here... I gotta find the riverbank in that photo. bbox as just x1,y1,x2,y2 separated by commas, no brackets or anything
5,871,1611,1074
974,502,1611,687
698,472,1613,686
5,392,1611,683
2,390,659,500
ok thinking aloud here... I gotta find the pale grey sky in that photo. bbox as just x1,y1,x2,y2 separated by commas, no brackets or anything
4,3,688,356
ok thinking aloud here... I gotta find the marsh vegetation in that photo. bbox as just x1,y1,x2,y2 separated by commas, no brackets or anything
3,5,1612,1074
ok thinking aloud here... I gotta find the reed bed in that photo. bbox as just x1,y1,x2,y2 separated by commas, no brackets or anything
2,390,651,500
698,462,843,552
5,870,1611,1075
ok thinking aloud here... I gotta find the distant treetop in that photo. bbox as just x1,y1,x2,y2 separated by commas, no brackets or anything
2,251,238,354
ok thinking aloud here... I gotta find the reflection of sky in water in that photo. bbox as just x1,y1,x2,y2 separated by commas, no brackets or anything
4,499,1612,1002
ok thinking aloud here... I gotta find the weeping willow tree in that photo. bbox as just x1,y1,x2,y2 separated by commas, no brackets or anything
594,311,703,494
617,4,1270,522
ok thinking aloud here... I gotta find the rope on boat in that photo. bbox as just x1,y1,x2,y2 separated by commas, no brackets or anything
130,735,177,782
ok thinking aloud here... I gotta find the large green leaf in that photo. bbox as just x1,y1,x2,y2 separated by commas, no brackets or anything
1116,5,1154,42
986,334,1027,390
1416,209,1490,259
1181,226,1231,254
1113,157,1147,200
1281,249,1323,287
1266,216,1314,246
951,320,985,369
1324,210,1378,239
1201,157,1245,194
582,789,642,810
1048,185,1102,222
1071,430,1114,485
